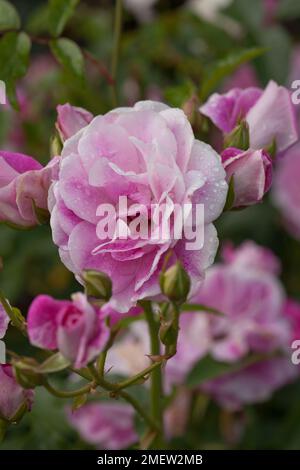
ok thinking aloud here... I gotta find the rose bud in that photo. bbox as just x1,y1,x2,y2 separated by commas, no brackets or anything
0,364,34,422
27,293,110,369
56,104,93,141
0,151,57,228
82,270,112,302
200,81,298,154
221,147,272,208
160,261,191,304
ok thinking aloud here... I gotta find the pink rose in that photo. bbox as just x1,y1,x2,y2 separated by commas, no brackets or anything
221,241,281,275
200,81,298,153
0,364,34,421
201,357,297,411
56,104,93,142
273,142,300,239
0,151,56,228
27,293,109,368
0,304,9,339
284,299,300,342
195,261,290,363
67,402,138,449
221,147,272,207
49,101,228,312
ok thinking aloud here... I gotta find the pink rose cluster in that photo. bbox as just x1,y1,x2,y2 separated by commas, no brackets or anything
200,81,298,208
50,101,228,312
67,242,300,448
103,242,299,412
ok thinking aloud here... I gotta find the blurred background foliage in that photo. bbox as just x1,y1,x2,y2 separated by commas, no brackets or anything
0,0,300,450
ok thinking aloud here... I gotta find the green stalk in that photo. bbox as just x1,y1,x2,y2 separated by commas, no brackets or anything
142,302,164,448
43,380,94,399
111,0,123,106
88,365,159,433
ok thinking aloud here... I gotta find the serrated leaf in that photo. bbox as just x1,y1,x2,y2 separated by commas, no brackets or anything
200,47,266,100
50,38,85,82
0,0,20,31
181,303,225,317
187,353,272,388
47,0,80,37
0,32,31,108
37,352,71,374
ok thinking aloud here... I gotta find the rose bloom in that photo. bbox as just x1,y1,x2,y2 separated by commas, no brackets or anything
272,142,300,239
0,151,56,228
67,402,138,450
0,365,34,421
27,292,109,368
200,80,298,154
106,242,298,412
221,147,272,207
49,102,228,312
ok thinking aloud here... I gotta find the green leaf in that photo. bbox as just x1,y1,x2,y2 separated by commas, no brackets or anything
200,47,266,100
181,303,225,317
187,353,273,388
164,81,196,108
50,38,85,82
47,0,80,37
0,0,20,31
37,353,71,374
0,32,31,108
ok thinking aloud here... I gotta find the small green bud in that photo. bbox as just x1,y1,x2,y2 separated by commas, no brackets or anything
82,270,112,301
160,262,191,304
224,120,249,150
13,360,43,389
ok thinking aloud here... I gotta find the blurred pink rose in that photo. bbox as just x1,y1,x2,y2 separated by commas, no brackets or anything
196,257,289,363
263,0,279,25
201,357,297,411
284,299,300,342
221,147,272,207
200,81,298,153
107,241,298,411
56,104,93,142
0,364,34,421
221,241,281,275
68,402,138,449
0,151,56,228
273,143,300,239
49,101,228,312
0,305,9,339
27,293,109,368
223,64,259,91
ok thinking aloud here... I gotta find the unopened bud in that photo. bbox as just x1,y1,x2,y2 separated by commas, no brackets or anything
82,270,112,301
160,262,191,304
